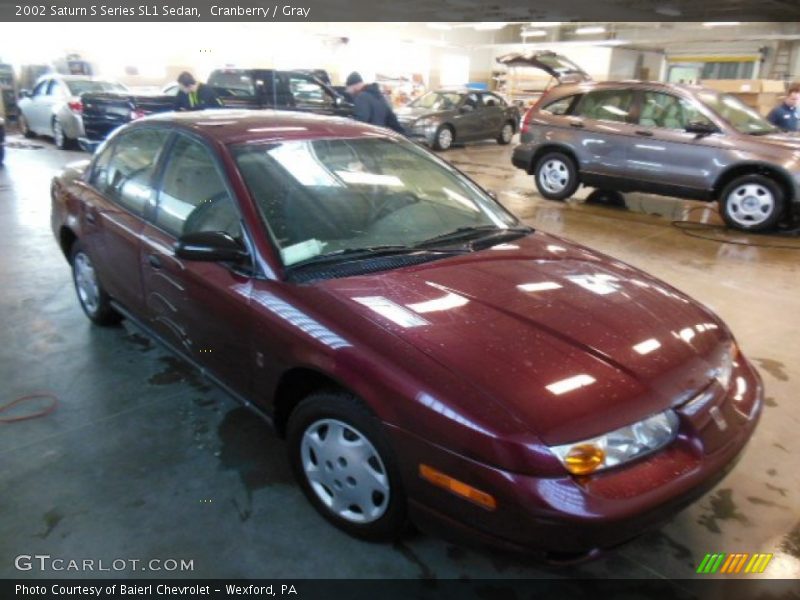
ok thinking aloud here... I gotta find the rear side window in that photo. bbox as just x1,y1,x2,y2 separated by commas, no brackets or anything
98,129,170,216
155,135,241,239
542,95,579,116
639,92,714,130
575,89,634,123
208,70,255,97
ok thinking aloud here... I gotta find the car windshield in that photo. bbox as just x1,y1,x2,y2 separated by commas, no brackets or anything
67,80,127,95
697,90,778,135
411,91,462,111
233,137,520,267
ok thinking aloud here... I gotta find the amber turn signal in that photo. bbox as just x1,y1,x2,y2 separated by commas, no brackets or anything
564,444,605,475
419,464,497,511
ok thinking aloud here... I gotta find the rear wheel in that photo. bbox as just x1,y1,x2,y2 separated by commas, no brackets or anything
19,115,34,138
53,118,74,150
287,392,407,541
497,121,514,145
719,174,784,232
70,241,121,326
433,125,454,151
534,152,579,201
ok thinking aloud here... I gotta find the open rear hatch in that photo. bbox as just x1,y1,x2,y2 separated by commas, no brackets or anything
496,50,592,84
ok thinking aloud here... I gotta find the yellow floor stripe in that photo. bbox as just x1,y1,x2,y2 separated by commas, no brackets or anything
734,553,749,574
744,554,759,573
757,554,773,573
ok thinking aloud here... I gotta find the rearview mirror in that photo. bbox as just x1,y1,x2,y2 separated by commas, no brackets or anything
174,231,249,263
685,121,718,136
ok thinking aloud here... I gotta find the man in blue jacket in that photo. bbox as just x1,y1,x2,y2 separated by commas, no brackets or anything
345,72,405,134
767,83,800,131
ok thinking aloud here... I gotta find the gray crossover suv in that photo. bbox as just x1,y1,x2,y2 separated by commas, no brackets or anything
512,80,800,231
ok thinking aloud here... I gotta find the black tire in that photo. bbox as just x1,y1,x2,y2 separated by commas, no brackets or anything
70,241,122,326
19,115,34,138
287,391,407,542
0,143,4,167
719,174,785,232
53,118,74,150
534,151,580,201
497,121,514,145
432,125,454,151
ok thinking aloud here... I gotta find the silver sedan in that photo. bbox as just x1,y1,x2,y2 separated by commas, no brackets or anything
18,75,126,149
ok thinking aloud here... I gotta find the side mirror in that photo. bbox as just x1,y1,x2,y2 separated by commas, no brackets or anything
685,121,718,136
19,89,31,99
174,231,248,263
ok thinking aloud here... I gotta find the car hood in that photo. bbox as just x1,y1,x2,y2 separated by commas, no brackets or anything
395,106,452,122
745,131,800,151
316,233,730,445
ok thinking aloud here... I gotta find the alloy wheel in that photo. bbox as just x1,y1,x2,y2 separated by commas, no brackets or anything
437,128,453,150
725,183,775,227
501,124,513,143
539,159,570,194
74,252,100,315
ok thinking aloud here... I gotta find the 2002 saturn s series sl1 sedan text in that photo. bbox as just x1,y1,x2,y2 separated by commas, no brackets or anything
50,109,763,560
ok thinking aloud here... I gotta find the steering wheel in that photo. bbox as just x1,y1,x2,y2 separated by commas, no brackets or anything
183,191,237,236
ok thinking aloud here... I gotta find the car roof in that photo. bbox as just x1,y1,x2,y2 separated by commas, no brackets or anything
552,80,705,95
36,74,113,83
139,109,396,145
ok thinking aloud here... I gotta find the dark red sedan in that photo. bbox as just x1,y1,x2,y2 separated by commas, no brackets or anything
50,110,763,559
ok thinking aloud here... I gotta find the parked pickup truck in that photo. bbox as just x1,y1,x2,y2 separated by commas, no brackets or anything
79,68,354,150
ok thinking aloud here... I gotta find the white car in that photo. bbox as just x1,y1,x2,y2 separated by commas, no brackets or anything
18,75,126,149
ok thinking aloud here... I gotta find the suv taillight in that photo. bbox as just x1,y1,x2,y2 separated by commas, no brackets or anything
520,105,536,134
68,100,83,114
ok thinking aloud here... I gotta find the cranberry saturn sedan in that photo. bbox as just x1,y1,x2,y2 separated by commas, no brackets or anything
51,110,763,560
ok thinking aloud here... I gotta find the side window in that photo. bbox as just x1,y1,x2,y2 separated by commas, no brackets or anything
287,75,331,107
88,142,116,190
156,136,241,239
47,80,65,96
482,93,505,108
463,92,482,110
575,89,634,123
639,92,714,130
542,95,579,116
102,129,169,216
32,80,48,96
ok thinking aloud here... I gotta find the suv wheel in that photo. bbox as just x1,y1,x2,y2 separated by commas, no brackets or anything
70,241,121,326
433,125,454,151
287,392,406,541
497,122,514,145
720,174,784,232
534,152,579,200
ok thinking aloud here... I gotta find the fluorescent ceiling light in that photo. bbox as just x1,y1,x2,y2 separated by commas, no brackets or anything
521,29,548,38
473,22,507,31
529,22,561,28
703,22,740,27
427,23,452,31
575,26,606,35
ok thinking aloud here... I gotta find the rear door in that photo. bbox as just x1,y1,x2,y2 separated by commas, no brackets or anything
570,88,638,179
453,92,485,141
27,79,51,133
81,127,171,316
480,92,507,137
140,132,254,396
626,89,722,193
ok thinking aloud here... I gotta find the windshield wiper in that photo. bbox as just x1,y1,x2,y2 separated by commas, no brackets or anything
288,245,464,270
414,225,533,249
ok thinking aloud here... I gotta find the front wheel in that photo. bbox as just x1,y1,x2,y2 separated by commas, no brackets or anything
534,152,579,201
497,122,514,145
287,392,407,541
70,241,121,326
432,125,454,151
719,174,785,232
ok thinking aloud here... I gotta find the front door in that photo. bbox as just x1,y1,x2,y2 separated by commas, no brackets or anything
452,92,485,141
626,90,722,194
140,133,254,397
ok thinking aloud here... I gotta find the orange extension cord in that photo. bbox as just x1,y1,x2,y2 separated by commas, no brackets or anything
0,393,58,423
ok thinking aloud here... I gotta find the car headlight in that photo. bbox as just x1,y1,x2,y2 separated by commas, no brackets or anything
549,410,680,476
415,118,436,131
712,341,738,391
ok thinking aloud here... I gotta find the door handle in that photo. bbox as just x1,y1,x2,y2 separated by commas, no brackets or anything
635,130,654,136
147,254,162,269
569,121,585,128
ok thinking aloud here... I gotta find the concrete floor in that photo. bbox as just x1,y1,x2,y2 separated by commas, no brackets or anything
0,133,798,582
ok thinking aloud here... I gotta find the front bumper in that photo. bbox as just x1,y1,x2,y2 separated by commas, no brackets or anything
387,358,763,556
399,121,436,146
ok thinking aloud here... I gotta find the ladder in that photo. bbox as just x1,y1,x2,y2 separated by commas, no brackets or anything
769,41,793,81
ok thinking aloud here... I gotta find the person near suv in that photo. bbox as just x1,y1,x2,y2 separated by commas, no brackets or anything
173,71,222,111
345,71,405,134
766,83,800,131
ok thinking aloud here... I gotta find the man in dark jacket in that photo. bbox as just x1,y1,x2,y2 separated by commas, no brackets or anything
345,72,404,134
767,83,800,131
174,72,223,111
